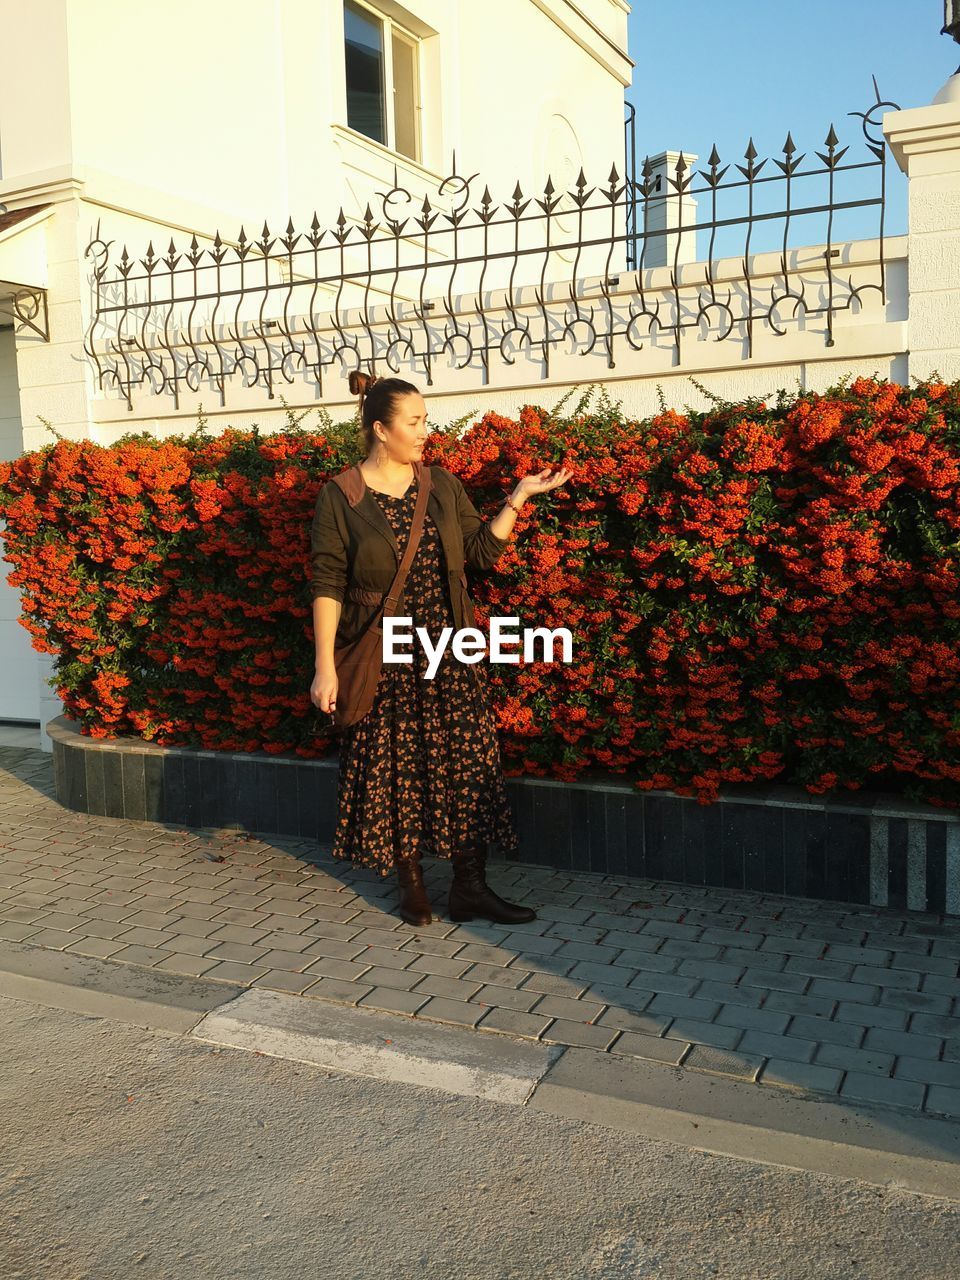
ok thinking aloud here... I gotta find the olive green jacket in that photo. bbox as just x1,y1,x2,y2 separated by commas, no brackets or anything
309,460,511,646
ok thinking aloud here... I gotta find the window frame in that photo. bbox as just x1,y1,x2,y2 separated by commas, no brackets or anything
343,0,423,165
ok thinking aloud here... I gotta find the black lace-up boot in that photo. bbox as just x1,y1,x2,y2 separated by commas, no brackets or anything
448,841,536,924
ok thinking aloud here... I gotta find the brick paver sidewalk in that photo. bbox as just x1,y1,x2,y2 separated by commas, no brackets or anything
2,746,960,1121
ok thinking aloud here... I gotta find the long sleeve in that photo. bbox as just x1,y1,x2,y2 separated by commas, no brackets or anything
446,467,511,570
309,483,348,603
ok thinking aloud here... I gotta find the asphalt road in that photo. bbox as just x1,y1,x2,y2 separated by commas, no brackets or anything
2,993,959,1280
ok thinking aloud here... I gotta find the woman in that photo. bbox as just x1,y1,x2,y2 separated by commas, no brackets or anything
309,370,571,927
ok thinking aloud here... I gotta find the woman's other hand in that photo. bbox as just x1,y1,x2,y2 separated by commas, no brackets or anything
310,659,339,715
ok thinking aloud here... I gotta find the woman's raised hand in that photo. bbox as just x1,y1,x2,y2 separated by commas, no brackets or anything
516,465,573,499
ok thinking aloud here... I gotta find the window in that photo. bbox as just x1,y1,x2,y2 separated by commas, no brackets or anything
344,0,421,163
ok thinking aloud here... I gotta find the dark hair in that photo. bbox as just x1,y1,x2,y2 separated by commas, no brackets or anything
348,370,421,453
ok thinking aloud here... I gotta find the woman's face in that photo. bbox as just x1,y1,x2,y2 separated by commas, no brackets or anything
376,392,428,461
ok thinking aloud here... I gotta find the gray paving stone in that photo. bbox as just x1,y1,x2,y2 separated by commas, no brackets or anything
893,952,958,977
349,927,407,949
839,1072,925,1110
647,993,722,1022
908,1012,960,1038
719,948,786,971
524,993,603,1024
657,940,722,961
624,972,700,998
594,1007,669,1037
470,984,542,1013
154,952,227,977
414,996,485,1028
609,1031,687,1065
639,920,704,941
880,988,953,1014
405,954,473,979
583,912,646,933
357,986,430,1016
451,943,515,966
108,943,174,965
302,956,374,982
585,982,658,1014
461,963,532,990
786,1014,865,1048
823,944,892,966
921,974,960,998
204,961,269,985
301,919,364,943
663,1018,742,1050
782,956,854,981
758,936,824,957
515,972,588,998
834,1000,908,1031
570,960,642,985
206,924,272,946
739,968,809,995
112,926,179,949
699,928,763,949
807,978,881,1003
745,918,805,939
302,938,368,963
851,964,921,991
540,1019,620,1050
599,931,664,952
813,1043,896,1076
758,1059,844,1094
501,932,565,956
302,976,375,1005
409,974,484,1001
925,1085,960,1118
714,1003,791,1034
24,910,86,932
248,969,318,994
683,1044,764,1081
696,980,764,1009
616,951,681,976
62,936,126,960
543,923,608,945
862,1027,944,1059
352,945,416,970
0,921,44,942
356,966,424,991
738,1030,818,1064
395,936,472,962
553,941,617,966
676,960,747,984
474,1007,552,1039
893,1056,960,1087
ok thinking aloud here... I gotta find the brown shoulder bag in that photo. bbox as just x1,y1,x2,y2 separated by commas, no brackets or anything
328,463,432,730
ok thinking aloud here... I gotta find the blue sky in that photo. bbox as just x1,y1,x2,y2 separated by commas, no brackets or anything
623,1,957,254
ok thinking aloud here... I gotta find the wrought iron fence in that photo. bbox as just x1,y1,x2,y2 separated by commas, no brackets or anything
83,80,901,410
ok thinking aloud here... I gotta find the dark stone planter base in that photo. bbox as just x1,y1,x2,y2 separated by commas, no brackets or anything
48,715,960,917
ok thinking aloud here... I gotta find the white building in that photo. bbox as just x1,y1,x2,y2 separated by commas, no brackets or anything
0,0,633,739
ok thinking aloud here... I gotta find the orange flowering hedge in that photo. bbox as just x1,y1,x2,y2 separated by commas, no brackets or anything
2,376,960,809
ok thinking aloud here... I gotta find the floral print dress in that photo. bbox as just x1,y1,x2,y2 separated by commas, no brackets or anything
331,478,521,877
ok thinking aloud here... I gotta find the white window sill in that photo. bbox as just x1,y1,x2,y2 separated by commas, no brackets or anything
330,122,443,186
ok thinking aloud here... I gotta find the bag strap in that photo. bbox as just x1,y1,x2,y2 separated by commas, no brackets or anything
380,464,431,617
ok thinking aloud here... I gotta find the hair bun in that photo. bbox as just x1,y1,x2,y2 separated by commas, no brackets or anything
348,369,382,396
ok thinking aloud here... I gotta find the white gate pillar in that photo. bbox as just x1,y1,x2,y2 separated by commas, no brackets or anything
885,73,960,383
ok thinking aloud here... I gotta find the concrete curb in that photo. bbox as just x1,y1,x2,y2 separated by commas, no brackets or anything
192,986,562,1104
2,938,960,1200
